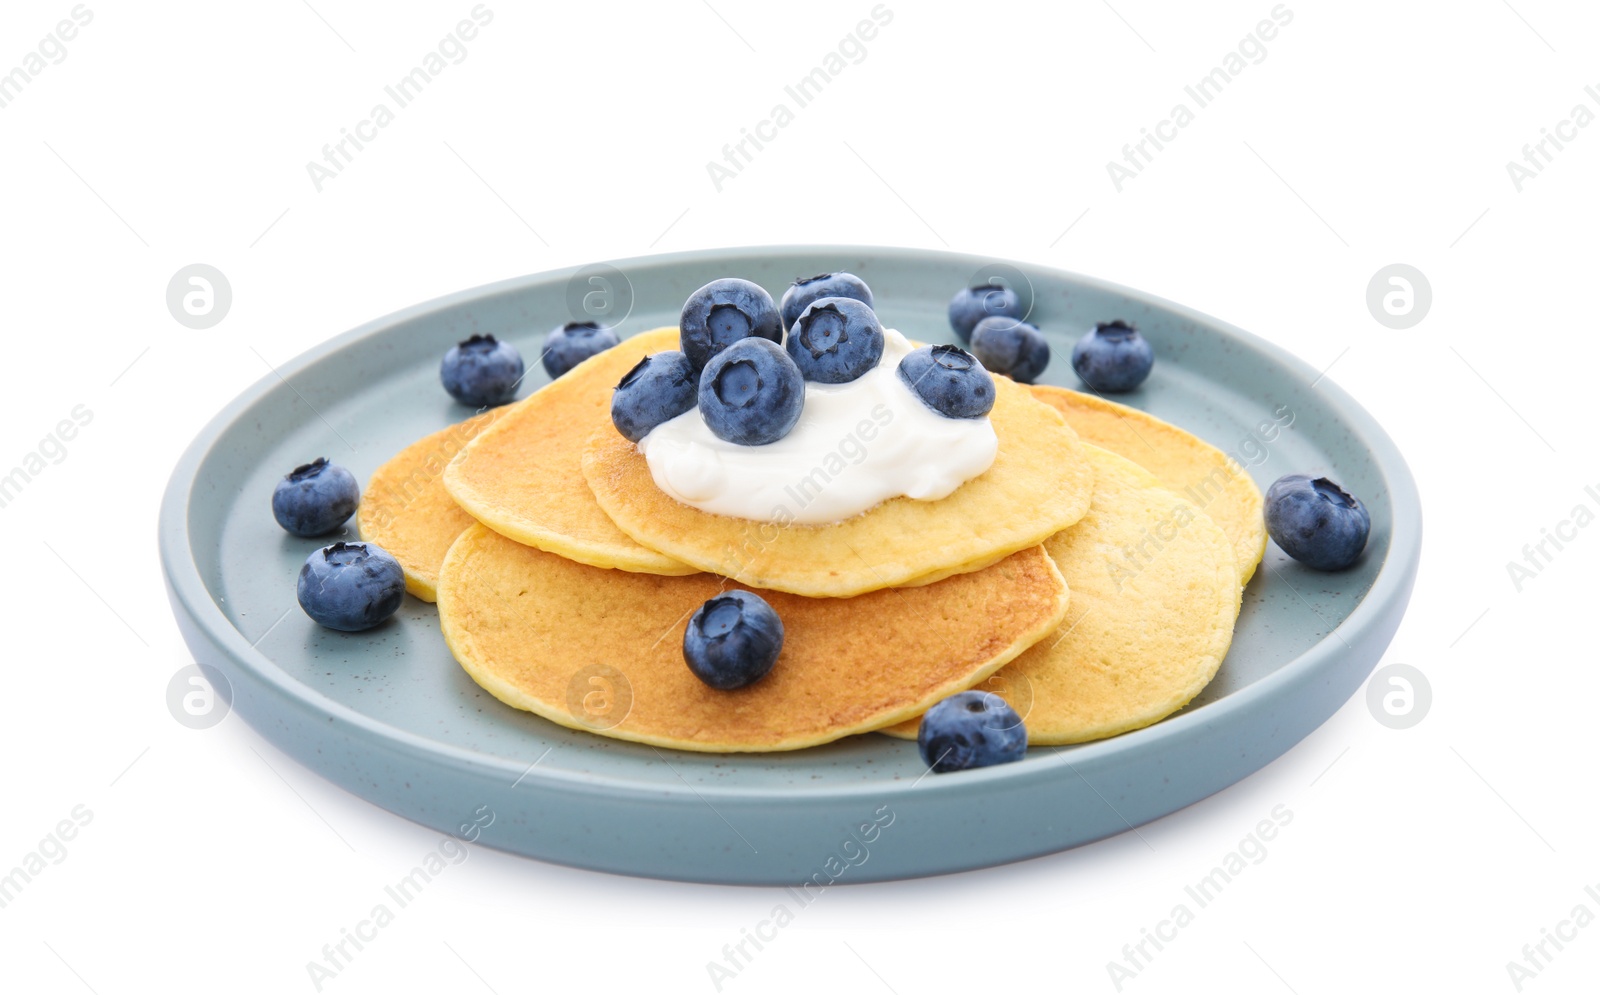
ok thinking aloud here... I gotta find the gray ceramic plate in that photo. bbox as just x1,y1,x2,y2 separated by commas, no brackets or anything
160,246,1420,884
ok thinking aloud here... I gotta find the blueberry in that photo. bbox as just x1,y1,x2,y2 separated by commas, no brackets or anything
896,344,995,419
779,272,873,330
698,338,804,446
1264,474,1371,571
680,278,783,372
786,297,884,384
971,316,1051,384
441,334,524,407
611,350,699,442
918,690,1027,773
948,283,1024,344
272,458,360,537
1071,320,1153,393
542,321,620,379
296,541,406,631
682,590,784,690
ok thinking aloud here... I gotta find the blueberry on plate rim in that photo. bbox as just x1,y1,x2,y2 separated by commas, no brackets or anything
682,590,784,690
441,333,525,408
970,316,1051,384
296,541,406,632
698,337,805,446
779,271,873,330
611,350,699,442
1264,474,1371,571
679,278,783,372
948,282,1024,343
897,344,996,419
542,321,620,379
1071,319,1153,393
918,690,1028,773
786,297,885,384
272,457,360,537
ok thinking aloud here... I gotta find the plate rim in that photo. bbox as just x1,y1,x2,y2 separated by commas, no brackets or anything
159,244,1423,802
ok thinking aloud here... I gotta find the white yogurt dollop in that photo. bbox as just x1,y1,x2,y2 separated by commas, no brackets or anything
637,329,998,525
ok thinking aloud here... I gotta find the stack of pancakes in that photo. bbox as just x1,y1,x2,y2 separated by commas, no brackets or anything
358,328,1265,753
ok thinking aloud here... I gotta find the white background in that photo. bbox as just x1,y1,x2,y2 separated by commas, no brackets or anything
1,0,1596,992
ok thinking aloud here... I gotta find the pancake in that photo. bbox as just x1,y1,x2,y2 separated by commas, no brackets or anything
882,445,1241,745
1029,385,1267,584
581,377,1095,598
357,409,505,601
436,524,1070,752
443,328,697,576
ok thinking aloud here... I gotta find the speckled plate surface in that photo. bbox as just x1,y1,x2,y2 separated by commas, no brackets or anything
160,246,1421,884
